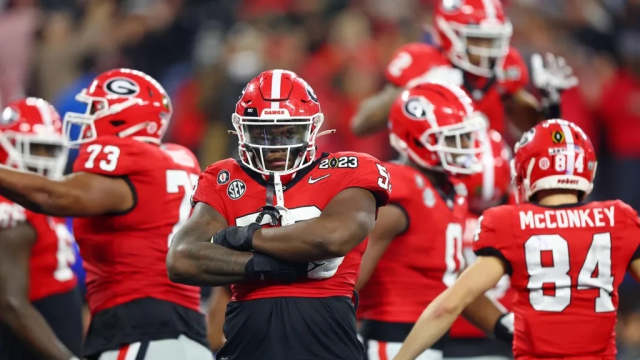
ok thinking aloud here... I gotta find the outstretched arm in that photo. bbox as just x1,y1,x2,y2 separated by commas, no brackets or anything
351,84,402,136
462,293,510,340
356,204,407,291
0,166,133,217
394,256,506,360
0,223,77,360
252,187,377,262
167,202,250,286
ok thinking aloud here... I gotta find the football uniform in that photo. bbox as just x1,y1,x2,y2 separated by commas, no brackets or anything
384,42,529,136
444,213,513,359
0,196,82,359
192,152,390,360
357,162,467,360
72,136,208,358
473,200,640,360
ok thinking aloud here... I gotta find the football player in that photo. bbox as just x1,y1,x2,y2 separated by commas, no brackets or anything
356,83,512,360
445,129,513,359
351,0,577,143
0,98,81,360
395,119,640,360
167,69,391,359
0,70,212,359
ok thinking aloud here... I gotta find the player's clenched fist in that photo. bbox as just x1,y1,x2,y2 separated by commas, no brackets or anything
244,253,307,283
212,223,261,251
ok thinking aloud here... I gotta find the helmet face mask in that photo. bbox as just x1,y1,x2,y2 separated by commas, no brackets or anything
435,0,513,78
423,114,486,174
0,98,68,179
233,70,324,176
461,129,512,213
63,68,172,147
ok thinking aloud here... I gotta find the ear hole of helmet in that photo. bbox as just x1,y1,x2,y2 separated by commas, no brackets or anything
425,133,438,146
110,120,126,127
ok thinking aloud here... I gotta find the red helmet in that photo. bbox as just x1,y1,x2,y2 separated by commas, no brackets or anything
434,0,512,77
512,119,597,203
389,82,486,175
0,98,67,178
233,69,324,175
460,129,511,213
63,68,172,147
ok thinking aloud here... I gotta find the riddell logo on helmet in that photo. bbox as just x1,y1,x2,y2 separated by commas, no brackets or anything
557,178,579,185
260,109,290,117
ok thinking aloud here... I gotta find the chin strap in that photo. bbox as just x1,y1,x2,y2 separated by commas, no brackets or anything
257,173,290,226
317,129,336,137
273,173,285,208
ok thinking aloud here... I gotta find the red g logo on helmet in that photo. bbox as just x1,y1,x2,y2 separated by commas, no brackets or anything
403,97,436,122
104,78,140,96
63,68,172,147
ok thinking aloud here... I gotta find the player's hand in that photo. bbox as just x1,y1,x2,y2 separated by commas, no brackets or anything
255,205,282,226
531,52,578,93
245,252,307,282
531,52,578,118
211,223,261,251
493,312,514,343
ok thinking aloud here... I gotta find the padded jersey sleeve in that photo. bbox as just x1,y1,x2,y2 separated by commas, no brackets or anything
332,152,391,208
73,136,148,176
384,43,450,88
498,47,529,95
191,161,230,220
472,205,514,274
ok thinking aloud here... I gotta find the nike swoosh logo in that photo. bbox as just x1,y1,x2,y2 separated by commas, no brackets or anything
308,174,330,184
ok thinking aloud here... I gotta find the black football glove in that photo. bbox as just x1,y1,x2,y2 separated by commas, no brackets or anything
212,223,261,251
493,312,514,343
245,253,307,283
255,205,282,226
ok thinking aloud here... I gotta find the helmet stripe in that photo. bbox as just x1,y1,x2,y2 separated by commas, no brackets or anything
270,69,283,109
479,131,496,200
482,0,497,21
560,123,575,174
33,98,52,127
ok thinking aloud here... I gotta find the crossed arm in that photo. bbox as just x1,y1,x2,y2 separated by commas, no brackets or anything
166,187,378,286
0,166,133,217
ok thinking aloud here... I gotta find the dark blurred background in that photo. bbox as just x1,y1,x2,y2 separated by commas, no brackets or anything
1,0,639,357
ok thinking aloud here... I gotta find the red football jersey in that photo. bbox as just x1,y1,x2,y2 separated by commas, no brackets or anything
192,152,390,301
0,196,77,301
384,42,529,135
72,136,201,314
450,212,514,338
358,162,468,323
474,200,640,359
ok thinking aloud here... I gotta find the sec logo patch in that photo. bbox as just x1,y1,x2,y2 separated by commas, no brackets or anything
217,170,230,185
227,180,246,200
